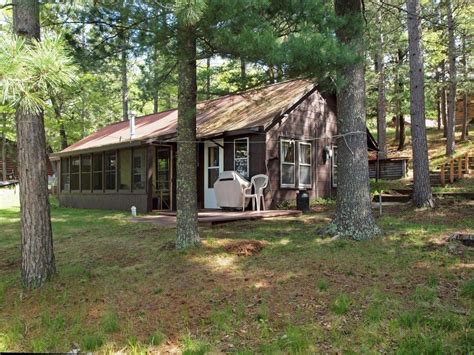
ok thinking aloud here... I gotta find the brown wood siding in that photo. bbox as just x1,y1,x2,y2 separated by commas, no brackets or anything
59,192,149,213
265,90,337,208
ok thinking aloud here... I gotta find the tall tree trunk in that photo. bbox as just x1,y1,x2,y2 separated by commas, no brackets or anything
446,0,456,156
240,58,246,90
175,22,200,249
376,9,386,159
49,94,68,150
13,0,56,288
120,3,129,122
121,44,129,121
206,57,211,100
461,32,468,141
396,48,405,150
152,45,160,113
441,61,447,137
406,0,434,207
393,58,400,140
436,69,441,130
1,114,7,180
330,0,380,240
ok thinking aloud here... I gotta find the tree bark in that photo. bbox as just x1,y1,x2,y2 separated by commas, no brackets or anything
49,94,68,150
446,0,456,156
1,114,7,180
152,45,160,113
406,0,434,207
120,3,129,121
461,32,468,141
13,0,56,288
376,9,386,159
436,70,441,130
395,48,405,150
240,58,246,90
441,61,447,137
206,57,211,100
175,22,200,249
330,0,380,240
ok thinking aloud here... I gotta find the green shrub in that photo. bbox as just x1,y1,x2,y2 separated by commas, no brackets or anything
101,311,119,333
317,278,329,292
148,330,165,346
461,278,474,299
82,333,104,351
331,293,351,315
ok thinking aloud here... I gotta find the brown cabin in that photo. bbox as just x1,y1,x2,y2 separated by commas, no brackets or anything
51,79,377,213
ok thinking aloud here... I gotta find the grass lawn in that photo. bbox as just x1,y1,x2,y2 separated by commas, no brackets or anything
0,200,473,353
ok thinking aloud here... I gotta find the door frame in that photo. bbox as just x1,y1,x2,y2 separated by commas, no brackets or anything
203,139,224,209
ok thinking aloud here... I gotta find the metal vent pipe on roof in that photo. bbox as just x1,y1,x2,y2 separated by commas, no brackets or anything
129,111,136,139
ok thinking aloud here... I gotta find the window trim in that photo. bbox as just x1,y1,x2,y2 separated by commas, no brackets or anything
233,137,249,178
280,139,296,188
298,141,312,188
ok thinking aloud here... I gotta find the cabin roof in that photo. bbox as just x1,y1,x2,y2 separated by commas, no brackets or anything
55,79,316,156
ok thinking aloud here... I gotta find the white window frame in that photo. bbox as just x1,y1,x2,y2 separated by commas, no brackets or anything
332,145,338,188
298,141,312,188
234,137,249,178
280,139,296,188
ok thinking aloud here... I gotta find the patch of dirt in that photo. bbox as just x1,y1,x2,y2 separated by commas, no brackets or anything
224,240,267,256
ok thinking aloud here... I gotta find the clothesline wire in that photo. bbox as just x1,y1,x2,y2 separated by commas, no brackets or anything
103,130,367,145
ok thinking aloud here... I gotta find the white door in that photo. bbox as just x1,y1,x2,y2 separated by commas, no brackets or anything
204,140,224,209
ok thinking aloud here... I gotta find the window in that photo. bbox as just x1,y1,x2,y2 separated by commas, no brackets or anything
105,151,117,190
332,146,338,187
133,148,146,190
81,155,92,191
70,156,80,190
280,139,295,187
298,142,312,187
207,146,220,188
280,139,313,188
234,138,249,178
60,158,70,192
92,153,103,191
119,149,132,191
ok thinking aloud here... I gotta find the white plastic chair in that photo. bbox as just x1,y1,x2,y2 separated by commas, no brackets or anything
243,174,268,211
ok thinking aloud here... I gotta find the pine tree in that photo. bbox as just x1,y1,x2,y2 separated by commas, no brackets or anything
406,0,434,207
329,0,381,240
12,0,56,288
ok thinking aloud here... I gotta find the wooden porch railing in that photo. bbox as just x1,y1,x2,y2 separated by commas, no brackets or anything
439,151,473,186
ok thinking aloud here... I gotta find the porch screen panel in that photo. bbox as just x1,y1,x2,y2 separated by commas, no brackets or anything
70,156,80,190
60,158,70,192
298,142,312,187
280,140,295,187
81,155,92,191
119,149,132,191
105,151,117,190
92,154,103,191
133,148,146,191
156,148,170,209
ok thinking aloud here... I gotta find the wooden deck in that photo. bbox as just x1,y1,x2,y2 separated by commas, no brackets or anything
131,210,302,227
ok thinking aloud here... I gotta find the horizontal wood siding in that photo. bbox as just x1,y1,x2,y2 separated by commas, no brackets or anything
59,193,149,213
265,90,337,208
368,159,408,179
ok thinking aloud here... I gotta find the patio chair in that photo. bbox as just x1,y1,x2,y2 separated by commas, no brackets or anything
243,174,268,212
